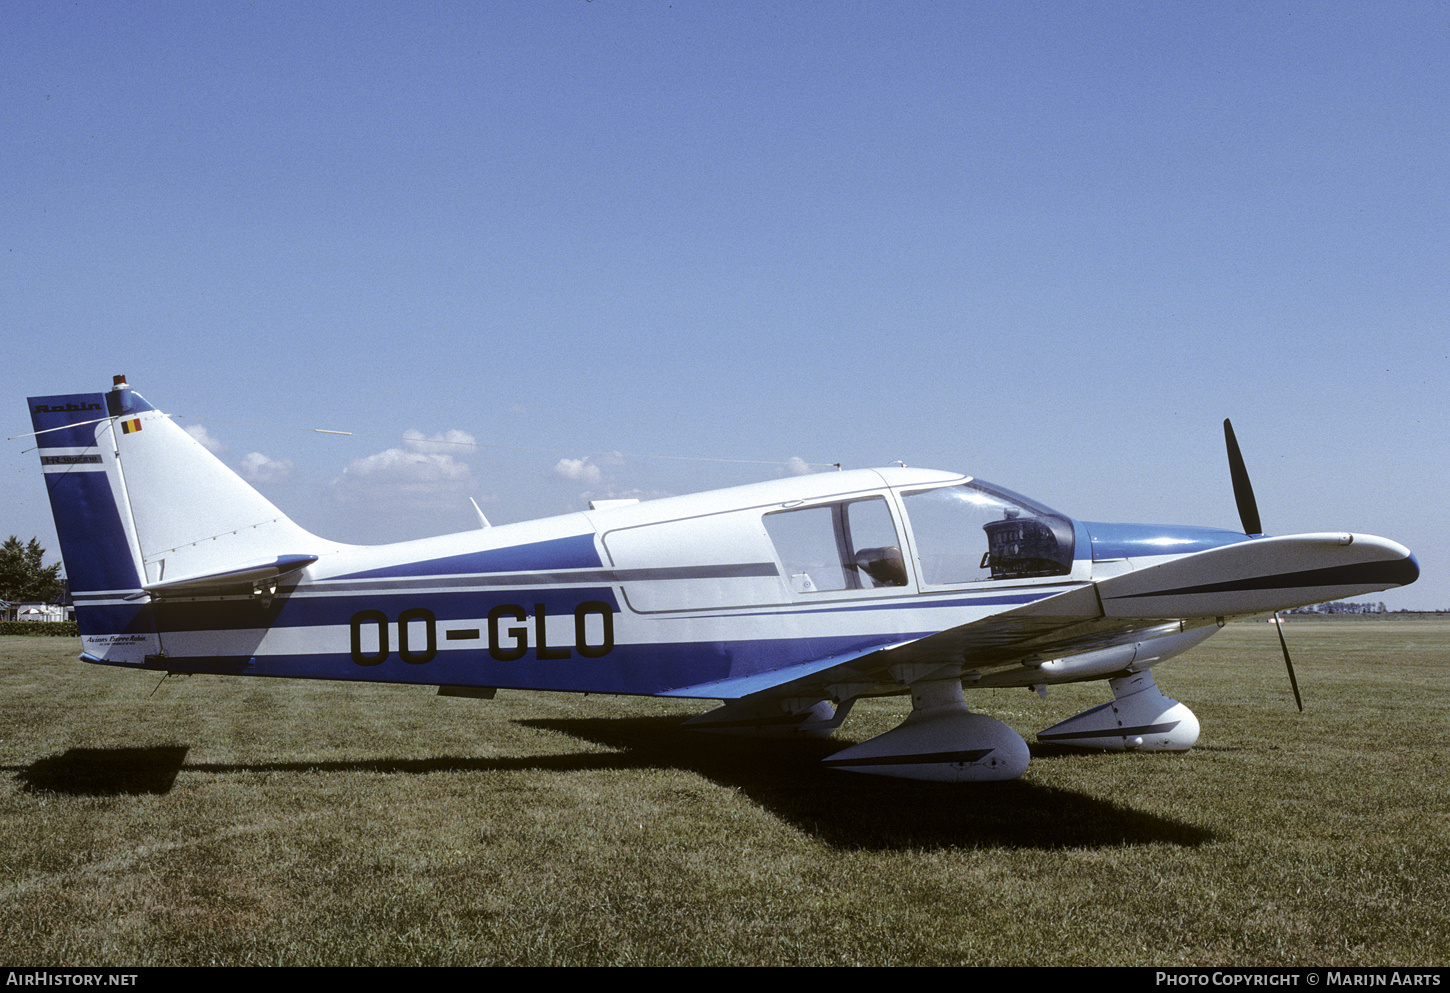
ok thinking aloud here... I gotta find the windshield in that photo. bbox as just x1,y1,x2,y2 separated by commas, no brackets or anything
901,480,1075,585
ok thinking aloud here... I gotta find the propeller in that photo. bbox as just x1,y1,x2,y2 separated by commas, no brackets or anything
1223,419,1262,536
1273,611,1303,712
1223,419,1303,711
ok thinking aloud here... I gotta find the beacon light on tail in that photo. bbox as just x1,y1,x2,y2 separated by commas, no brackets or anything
26,376,1418,782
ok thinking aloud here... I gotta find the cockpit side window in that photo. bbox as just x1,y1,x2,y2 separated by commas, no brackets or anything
764,496,908,594
901,482,1074,585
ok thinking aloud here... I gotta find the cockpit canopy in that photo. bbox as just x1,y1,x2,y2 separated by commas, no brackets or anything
901,480,1075,584
761,477,1077,596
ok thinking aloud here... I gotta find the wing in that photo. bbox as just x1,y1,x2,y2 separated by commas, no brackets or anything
670,530,1418,709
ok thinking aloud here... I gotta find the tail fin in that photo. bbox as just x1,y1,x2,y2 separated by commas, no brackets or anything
29,376,328,661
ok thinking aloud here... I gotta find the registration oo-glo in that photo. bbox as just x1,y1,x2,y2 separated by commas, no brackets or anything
27,377,1419,782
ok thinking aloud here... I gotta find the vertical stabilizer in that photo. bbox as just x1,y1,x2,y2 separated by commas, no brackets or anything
28,376,332,664
96,379,326,588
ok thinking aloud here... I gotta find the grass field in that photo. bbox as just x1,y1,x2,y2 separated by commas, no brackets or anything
1,620,1446,966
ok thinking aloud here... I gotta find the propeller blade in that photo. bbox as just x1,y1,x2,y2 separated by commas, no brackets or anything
1223,419,1262,535
1274,612,1304,711
1223,423,1301,708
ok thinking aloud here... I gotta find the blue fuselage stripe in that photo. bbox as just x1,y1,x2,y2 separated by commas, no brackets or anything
124,587,623,632
334,532,604,579
90,631,912,697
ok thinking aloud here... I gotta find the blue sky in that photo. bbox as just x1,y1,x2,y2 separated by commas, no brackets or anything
4,2,1446,609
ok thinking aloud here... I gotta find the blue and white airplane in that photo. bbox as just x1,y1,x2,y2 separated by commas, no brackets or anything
27,376,1419,781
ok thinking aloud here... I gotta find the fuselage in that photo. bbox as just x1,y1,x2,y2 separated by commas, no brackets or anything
96,466,1250,697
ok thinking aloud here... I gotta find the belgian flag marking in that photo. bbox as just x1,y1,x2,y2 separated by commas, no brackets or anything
120,418,142,434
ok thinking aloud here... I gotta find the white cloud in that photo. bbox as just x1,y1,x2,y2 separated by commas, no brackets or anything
331,447,475,510
186,424,225,454
552,453,661,509
780,456,818,476
238,452,294,484
553,457,603,485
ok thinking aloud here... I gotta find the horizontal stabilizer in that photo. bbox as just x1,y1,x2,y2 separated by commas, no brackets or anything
143,554,319,596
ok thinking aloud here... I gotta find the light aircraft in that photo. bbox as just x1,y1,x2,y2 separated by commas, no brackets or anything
26,376,1418,781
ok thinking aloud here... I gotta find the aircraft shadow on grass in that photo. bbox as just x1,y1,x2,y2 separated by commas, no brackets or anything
16,745,191,796
11,722,1216,849
8,744,624,797
518,714,1220,850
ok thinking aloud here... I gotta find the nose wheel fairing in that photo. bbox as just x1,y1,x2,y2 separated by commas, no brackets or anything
1036,670,1200,751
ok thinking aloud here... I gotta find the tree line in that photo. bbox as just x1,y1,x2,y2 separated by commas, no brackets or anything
1287,600,1388,614
0,536,65,603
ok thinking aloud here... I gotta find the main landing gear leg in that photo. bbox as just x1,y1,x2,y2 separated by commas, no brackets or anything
822,678,1030,782
684,696,854,738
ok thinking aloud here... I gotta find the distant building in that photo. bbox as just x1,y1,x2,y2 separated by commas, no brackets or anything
5,601,67,623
